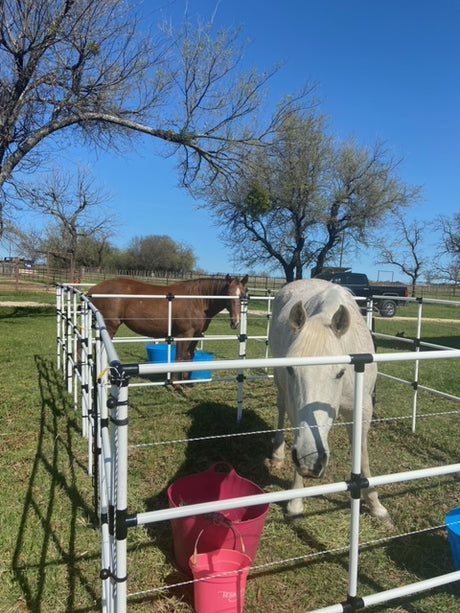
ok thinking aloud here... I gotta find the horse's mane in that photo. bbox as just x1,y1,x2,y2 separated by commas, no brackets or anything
288,315,342,358
287,286,367,358
170,277,228,295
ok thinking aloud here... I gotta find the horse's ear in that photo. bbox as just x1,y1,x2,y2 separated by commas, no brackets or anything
331,304,350,337
289,301,307,333
225,274,232,283
241,274,249,286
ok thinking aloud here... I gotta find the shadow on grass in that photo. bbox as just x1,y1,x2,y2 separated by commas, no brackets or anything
11,356,99,612
0,305,55,319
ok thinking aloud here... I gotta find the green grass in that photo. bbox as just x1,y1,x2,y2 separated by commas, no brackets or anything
1,295,460,612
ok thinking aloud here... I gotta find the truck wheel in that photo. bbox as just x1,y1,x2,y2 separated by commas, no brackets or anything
379,300,397,318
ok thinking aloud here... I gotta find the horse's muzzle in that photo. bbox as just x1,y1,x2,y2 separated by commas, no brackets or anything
292,447,328,478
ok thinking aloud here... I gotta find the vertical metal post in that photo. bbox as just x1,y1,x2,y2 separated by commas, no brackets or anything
95,333,112,612
65,287,73,393
264,290,272,360
111,370,129,613
72,288,79,411
166,294,174,382
81,298,93,465
236,294,248,422
365,298,373,330
347,363,365,602
56,285,62,371
411,299,423,432
80,295,88,439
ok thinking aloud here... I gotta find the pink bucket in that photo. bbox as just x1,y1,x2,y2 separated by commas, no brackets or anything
167,463,268,576
189,528,251,613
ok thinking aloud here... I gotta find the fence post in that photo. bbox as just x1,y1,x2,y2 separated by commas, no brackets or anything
110,365,130,613
56,285,63,371
411,298,423,432
347,361,366,605
94,334,112,612
236,293,248,422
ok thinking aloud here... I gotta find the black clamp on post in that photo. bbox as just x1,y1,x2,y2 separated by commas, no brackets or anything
106,395,117,410
347,472,369,500
99,567,128,583
349,354,374,369
107,393,129,427
109,361,130,387
342,595,365,612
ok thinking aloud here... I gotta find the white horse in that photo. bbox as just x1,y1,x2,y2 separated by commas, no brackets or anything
268,279,392,525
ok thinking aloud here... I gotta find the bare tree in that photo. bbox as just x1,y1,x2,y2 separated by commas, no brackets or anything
374,212,427,296
0,0,278,229
201,109,421,282
430,213,460,292
15,168,113,280
436,213,460,257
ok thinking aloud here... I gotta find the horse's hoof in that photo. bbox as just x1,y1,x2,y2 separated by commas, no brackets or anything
284,510,304,523
377,513,395,529
270,458,284,469
369,508,395,528
285,500,304,519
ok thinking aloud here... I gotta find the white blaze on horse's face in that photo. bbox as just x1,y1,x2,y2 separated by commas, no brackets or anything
226,274,248,330
286,300,350,479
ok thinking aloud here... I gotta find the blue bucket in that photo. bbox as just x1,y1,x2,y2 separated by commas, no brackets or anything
191,351,214,380
145,343,176,363
445,506,460,570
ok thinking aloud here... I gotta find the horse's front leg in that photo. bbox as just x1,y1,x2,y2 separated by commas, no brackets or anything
175,338,198,381
286,468,305,517
271,390,286,468
174,339,190,381
344,406,393,527
271,385,304,517
360,425,393,526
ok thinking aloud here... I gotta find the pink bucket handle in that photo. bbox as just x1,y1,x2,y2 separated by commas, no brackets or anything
191,524,246,567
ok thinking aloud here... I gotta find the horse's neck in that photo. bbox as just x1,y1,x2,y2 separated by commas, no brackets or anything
200,280,227,316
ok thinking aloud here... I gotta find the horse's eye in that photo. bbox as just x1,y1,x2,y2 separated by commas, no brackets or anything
287,366,294,376
336,368,345,380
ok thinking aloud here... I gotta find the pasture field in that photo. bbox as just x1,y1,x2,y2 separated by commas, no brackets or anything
1,289,460,612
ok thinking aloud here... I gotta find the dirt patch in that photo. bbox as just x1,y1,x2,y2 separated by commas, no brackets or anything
389,316,460,324
0,301,52,307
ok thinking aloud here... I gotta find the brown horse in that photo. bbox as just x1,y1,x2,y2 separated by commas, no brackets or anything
87,275,248,377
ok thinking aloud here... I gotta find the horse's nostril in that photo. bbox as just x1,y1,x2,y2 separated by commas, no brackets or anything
292,449,328,476
313,452,328,476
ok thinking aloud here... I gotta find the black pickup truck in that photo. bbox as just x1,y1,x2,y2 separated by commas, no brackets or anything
316,271,408,317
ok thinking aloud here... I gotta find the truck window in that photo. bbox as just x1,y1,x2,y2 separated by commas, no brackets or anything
345,274,367,285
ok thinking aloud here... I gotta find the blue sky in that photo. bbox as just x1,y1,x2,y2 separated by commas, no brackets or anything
3,0,460,281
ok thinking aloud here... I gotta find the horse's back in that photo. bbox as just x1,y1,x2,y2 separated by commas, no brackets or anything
87,278,166,334
88,277,165,296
